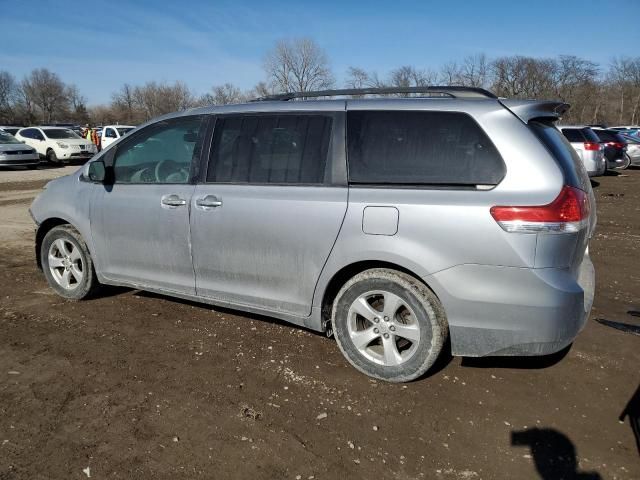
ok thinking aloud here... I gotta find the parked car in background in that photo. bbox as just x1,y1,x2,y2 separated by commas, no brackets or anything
0,129,39,168
611,126,640,137
591,128,630,169
15,127,97,164
0,126,21,136
100,125,136,150
558,126,606,176
621,134,640,167
30,86,596,382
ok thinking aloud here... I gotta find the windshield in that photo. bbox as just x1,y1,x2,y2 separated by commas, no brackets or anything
43,128,81,139
1,127,19,135
116,127,134,136
0,131,22,144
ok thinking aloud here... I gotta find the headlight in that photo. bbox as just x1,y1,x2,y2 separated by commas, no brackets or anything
56,142,69,149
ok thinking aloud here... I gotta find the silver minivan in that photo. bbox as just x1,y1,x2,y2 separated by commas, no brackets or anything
30,87,596,382
558,125,606,176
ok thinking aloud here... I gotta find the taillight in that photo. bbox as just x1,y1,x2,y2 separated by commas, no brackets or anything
584,141,600,151
606,141,626,149
490,186,590,234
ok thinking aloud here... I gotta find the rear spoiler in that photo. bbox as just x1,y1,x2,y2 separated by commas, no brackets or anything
499,99,570,123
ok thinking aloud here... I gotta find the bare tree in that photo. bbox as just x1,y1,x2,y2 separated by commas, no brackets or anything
264,37,334,93
0,71,18,123
440,61,462,85
111,83,139,124
210,83,245,105
21,68,69,123
459,54,489,88
132,81,194,121
608,57,640,124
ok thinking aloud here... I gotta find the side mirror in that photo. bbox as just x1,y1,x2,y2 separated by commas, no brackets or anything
88,160,106,183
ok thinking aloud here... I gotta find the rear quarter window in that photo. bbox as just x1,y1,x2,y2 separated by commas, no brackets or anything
347,110,505,186
561,128,584,142
530,121,590,192
582,128,600,143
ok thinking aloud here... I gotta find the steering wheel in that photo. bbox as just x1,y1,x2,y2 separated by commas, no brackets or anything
155,159,190,183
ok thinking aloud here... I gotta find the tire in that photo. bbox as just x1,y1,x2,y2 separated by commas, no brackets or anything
332,268,448,383
618,154,631,170
46,149,60,164
41,225,100,300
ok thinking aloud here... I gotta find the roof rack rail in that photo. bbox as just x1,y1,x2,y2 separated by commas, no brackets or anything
252,86,498,102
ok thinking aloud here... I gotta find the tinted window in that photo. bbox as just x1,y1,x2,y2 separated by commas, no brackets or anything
207,114,332,184
592,129,625,143
530,121,590,191
347,111,505,185
582,128,600,143
19,129,34,139
113,116,203,184
561,128,584,142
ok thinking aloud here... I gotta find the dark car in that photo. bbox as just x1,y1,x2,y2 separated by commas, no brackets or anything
591,128,629,170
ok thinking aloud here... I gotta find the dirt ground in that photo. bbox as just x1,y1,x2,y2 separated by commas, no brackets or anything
0,165,638,480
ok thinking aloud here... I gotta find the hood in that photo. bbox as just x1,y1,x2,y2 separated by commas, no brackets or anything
0,143,35,152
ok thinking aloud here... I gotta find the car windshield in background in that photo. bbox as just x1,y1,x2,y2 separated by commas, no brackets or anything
0,131,22,144
117,127,134,136
1,128,20,135
42,129,81,139
622,134,640,144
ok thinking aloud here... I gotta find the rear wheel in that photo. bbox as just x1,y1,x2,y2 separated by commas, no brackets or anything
41,225,99,300
332,268,448,382
618,154,631,170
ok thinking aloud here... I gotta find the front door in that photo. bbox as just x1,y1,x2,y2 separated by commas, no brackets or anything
190,113,347,316
91,115,205,295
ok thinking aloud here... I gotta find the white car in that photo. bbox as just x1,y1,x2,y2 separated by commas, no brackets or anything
15,127,97,164
100,125,136,150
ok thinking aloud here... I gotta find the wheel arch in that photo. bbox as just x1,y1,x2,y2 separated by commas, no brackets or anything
35,217,75,269
319,260,440,324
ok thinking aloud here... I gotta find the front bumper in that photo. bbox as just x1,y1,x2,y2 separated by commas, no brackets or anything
429,253,595,357
55,145,96,161
0,152,39,166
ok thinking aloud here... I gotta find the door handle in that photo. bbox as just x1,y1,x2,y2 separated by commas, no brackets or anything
161,194,187,207
196,195,223,208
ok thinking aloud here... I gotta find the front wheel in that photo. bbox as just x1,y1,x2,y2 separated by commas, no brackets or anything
332,268,448,382
46,149,60,164
41,225,99,300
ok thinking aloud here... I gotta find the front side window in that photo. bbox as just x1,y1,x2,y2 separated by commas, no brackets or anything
207,114,332,184
105,128,117,138
113,116,203,184
347,111,505,186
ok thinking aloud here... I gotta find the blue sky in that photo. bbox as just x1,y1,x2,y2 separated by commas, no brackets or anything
1,0,639,105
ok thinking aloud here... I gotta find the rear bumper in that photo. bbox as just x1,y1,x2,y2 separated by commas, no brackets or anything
429,253,595,357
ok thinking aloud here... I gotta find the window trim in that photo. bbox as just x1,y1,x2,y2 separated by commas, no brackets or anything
108,114,206,186
345,109,506,187
200,111,346,187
